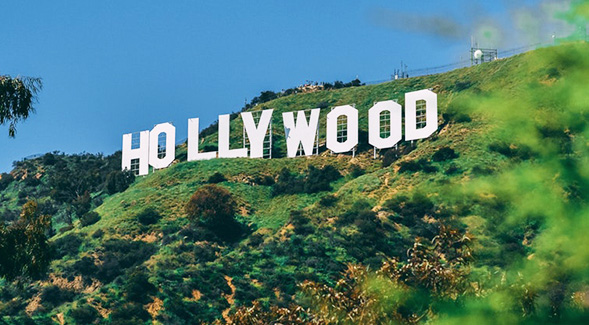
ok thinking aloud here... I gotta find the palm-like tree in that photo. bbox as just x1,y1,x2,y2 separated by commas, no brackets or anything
0,75,42,137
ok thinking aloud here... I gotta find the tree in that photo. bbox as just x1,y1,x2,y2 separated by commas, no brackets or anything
0,76,42,137
0,201,52,280
185,184,242,241
106,169,135,194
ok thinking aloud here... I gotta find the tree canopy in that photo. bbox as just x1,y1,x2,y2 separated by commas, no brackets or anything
0,75,42,137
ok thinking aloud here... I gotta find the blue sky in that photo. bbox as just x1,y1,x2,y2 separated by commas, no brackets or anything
0,0,571,171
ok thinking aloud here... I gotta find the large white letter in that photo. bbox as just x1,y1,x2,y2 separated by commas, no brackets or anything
282,109,320,158
242,109,273,158
218,114,248,158
405,89,438,141
368,100,402,149
149,122,176,170
122,130,150,176
326,105,358,153
187,118,217,161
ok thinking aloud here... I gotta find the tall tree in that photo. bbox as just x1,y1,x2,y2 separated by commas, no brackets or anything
0,75,42,136
0,201,52,280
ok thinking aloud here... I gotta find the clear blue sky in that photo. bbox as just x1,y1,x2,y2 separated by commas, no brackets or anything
0,0,570,171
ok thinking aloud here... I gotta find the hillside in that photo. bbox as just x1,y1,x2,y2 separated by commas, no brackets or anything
1,42,589,324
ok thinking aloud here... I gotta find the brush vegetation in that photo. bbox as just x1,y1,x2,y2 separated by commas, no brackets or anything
1,41,589,324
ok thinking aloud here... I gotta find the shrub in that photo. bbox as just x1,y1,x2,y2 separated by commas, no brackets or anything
398,159,436,174
338,200,373,225
186,185,236,226
304,165,341,193
59,224,74,234
40,285,75,308
0,172,14,191
52,233,83,259
109,303,151,324
349,164,365,178
382,144,416,168
69,303,100,324
72,191,91,216
384,193,434,219
207,172,227,184
289,211,313,235
106,169,135,195
272,166,341,196
271,168,304,196
136,208,161,226
92,229,104,239
489,142,533,160
95,239,156,282
252,174,275,186
445,164,461,175
80,211,100,227
185,185,242,241
71,256,98,277
383,193,441,238
125,267,156,304
319,195,338,207
443,106,471,123
471,165,494,175
432,146,459,162
317,101,329,109
42,153,57,165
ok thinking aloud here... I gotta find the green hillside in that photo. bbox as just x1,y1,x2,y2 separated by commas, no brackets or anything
1,42,589,324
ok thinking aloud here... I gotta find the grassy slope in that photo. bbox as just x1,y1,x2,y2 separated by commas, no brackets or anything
6,42,588,323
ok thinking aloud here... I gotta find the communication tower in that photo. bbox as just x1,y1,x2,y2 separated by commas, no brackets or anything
470,37,497,66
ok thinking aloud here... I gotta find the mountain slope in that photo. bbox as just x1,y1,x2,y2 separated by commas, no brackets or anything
1,42,589,324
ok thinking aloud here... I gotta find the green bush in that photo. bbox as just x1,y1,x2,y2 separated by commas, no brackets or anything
207,172,227,184
251,174,275,186
79,211,100,227
304,165,341,193
124,267,156,304
70,256,98,277
432,146,459,162
95,239,156,282
52,234,82,259
272,165,341,196
69,303,100,324
106,169,135,195
109,302,151,324
40,285,75,308
72,191,91,216
319,194,338,207
348,164,365,178
92,229,104,238
0,172,14,191
185,185,243,241
489,142,533,160
289,211,313,235
382,144,415,167
271,168,304,195
398,158,436,173
136,208,161,226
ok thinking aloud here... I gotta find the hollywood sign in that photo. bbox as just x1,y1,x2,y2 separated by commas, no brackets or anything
122,89,437,176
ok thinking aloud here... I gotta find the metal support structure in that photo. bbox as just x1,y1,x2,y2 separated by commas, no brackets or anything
157,133,166,159
130,158,140,175
416,99,427,129
471,47,498,65
131,132,141,150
